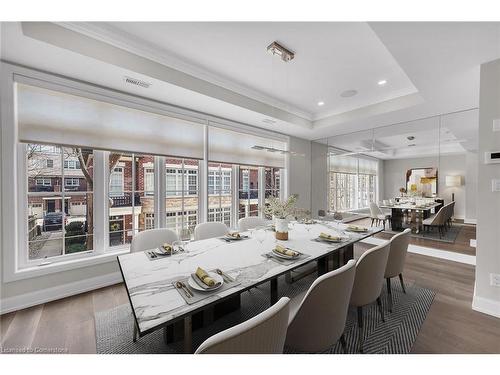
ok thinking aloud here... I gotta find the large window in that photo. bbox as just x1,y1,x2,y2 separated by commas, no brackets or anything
238,166,259,218
108,154,155,248
208,162,233,227
329,155,378,212
165,158,199,233
9,75,287,276
26,144,94,260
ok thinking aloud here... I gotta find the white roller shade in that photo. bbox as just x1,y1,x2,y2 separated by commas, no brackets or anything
208,125,286,168
358,157,378,175
17,83,205,159
329,155,358,174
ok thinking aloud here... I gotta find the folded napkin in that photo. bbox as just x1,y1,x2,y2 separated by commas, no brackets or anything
195,267,216,287
347,225,367,231
160,243,173,254
274,244,299,257
319,232,341,241
227,232,241,239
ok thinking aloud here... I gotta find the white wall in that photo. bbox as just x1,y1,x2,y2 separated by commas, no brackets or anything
383,154,468,219
474,59,500,318
465,151,478,223
311,141,329,217
287,136,312,211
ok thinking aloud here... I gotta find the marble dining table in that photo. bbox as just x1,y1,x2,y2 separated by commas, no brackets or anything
379,202,441,232
117,221,383,353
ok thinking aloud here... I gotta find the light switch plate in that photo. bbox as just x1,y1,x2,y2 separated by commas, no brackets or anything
493,179,500,192
493,119,500,132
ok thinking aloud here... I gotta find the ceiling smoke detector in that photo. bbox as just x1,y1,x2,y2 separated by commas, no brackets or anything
124,76,151,89
267,41,295,62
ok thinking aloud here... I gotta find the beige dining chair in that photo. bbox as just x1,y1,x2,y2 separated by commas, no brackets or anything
369,202,391,229
238,217,268,232
193,222,228,241
285,260,356,353
423,204,448,238
350,241,391,353
129,228,179,341
130,228,178,253
385,229,411,312
195,297,290,354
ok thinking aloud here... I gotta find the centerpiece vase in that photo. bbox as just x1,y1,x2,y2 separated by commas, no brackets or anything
275,217,289,240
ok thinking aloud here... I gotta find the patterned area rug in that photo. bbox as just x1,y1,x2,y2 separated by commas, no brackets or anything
95,274,435,354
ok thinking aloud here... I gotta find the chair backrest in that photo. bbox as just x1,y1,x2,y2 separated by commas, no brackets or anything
430,204,449,225
369,202,383,217
195,297,290,354
285,260,356,353
238,217,267,232
350,241,391,307
385,228,411,278
193,222,228,241
130,228,178,253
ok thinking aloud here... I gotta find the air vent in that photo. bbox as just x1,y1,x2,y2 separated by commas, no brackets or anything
124,76,151,89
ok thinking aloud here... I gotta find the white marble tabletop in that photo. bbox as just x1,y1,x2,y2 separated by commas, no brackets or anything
379,202,441,210
117,221,383,334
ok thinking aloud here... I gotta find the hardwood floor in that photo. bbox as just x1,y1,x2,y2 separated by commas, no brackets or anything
1,225,498,354
353,217,476,256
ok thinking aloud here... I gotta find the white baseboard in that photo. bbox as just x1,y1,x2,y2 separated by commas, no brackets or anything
472,288,500,318
464,218,477,225
0,272,122,314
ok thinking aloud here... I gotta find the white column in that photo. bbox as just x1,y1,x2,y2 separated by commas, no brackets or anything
199,123,209,223
156,156,166,228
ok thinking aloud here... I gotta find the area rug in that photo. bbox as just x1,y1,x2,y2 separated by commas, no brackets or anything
412,225,462,243
95,274,435,354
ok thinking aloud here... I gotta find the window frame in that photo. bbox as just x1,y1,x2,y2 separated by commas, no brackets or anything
1,62,288,282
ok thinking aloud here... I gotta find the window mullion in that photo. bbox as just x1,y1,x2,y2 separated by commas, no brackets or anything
157,155,166,229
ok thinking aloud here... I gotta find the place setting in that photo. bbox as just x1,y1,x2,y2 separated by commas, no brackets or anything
218,231,250,243
312,231,350,244
173,266,241,304
144,241,187,261
262,244,310,266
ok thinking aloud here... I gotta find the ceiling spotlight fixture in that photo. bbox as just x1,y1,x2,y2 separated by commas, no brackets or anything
251,145,265,150
267,41,295,62
317,101,325,106
377,79,387,86
340,89,358,98
408,144,416,147
407,135,415,141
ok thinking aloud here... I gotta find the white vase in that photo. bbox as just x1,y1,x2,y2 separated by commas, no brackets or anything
275,218,289,233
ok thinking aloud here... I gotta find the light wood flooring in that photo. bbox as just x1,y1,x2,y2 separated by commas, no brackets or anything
1,223,499,354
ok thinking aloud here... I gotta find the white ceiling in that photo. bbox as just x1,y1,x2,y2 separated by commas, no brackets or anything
93,22,418,120
1,21,499,150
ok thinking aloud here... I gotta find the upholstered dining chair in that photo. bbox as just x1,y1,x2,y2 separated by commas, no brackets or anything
130,228,178,253
422,204,448,238
238,217,268,232
193,222,228,241
369,202,391,229
385,228,411,312
195,297,290,354
350,241,391,353
285,260,356,353
129,228,178,341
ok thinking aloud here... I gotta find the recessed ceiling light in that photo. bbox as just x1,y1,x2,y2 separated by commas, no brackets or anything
407,135,415,141
378,79,387,86
340,89,358,98
317,101,325,106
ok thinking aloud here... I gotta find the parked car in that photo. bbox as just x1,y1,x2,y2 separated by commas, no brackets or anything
42,212,66,232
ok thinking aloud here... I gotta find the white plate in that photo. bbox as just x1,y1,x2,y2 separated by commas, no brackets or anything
188,272,224,292
272,248,300,259
153,248,172,256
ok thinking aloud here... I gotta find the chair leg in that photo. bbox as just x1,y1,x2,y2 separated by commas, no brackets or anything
386,278,393,313
376,297,385,322
133,322,138,342
399,273,407,294
340,333,347,353
357,306,364,353
371,218,374,227
383,220,386,230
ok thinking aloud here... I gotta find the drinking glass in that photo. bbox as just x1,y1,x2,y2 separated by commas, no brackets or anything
254,227,267,250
